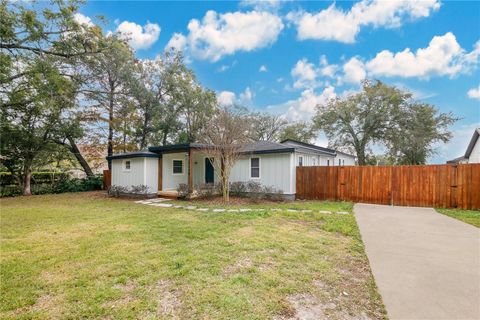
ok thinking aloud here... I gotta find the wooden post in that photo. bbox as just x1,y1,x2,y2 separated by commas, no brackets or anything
188,149,193,191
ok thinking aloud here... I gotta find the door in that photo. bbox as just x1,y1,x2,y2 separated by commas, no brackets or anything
205,158,214,184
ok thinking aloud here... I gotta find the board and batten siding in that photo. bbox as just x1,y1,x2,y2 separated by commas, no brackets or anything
468,139,480,163
111,157,158,194
295,152,355,166
230,153,295,195
162,152,188,190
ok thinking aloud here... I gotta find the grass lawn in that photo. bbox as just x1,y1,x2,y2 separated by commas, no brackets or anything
436,208,480,227
0,192,386,319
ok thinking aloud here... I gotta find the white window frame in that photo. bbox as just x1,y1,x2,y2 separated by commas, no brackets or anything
122,159,131,172
250,157,261,179
172,159,184,175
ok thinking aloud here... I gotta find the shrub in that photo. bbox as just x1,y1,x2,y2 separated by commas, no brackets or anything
177,183,190,199
195,183,221,198
108,185,129,197
130,184,150,194
228,181,284,201
230,181,248,196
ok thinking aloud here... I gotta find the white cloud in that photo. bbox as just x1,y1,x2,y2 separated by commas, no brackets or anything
467,85,480,100
168,10,284,61
342,57,366,84
268,86,336,121
287,0,440,43
291,58,318,89
259,65,268,72
165,32,187,52
73,13,94,27
240,0,283,12
366,33,480,78
217,91,236,106
116,21,160,50
239,87,254,105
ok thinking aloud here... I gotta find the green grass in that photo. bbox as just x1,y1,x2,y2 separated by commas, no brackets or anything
436,208,480,227
0,192,386,319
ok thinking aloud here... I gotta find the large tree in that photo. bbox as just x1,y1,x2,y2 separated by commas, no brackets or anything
279,121,317,143
385,103,458,164
199,107,250,203
247,112,287,142
314,80,457,165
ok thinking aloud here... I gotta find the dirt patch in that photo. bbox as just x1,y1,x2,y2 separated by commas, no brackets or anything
277,292,374,320
103,281,139,309
9,293,65,319
223,256,254,275
177,196,287,206
142,280,182,319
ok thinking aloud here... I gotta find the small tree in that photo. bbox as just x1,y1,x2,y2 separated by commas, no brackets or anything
199,107,250,203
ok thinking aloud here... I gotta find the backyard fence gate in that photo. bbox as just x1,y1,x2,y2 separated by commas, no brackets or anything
296,164,480,210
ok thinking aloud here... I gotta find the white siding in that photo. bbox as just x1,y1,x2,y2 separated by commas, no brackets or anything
192,152,220,186
111,157,158,194
230,153,294,194
468,139,480,163
335,153,356,166
295,152,335,166
162,152,188,190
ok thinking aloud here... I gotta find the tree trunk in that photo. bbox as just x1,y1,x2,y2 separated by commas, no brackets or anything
107,92,114,170
22,166,32,196
68,137,94,176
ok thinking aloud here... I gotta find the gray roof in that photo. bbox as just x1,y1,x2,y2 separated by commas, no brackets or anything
241,141,294,154
446,156,467,164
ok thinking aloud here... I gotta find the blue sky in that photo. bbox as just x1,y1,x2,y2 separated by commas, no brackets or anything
77,0,480,163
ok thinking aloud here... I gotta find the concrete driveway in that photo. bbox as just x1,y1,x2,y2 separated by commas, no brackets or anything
354,204,480,320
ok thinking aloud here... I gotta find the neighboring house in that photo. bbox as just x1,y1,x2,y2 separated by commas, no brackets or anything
447,128,480,164
107,140,356,199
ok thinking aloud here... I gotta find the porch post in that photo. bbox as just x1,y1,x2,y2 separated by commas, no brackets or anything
188,148,193,191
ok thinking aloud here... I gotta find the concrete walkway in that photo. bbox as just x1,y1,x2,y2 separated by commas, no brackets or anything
354,204,480,320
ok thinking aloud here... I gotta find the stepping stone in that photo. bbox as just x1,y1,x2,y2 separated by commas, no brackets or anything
213,208,225,212
197,208,209,212
156,203,173,207
287,209,298,212
173,205,183,209
301,210,313,213
319,210,332,214
227,209,239,212
336,211,350,215
271,208,282,211
148,198,169,203
239,208,252,212
185,206,196,210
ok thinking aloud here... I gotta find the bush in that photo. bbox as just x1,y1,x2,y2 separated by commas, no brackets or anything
0,185,21,197
177,183,190,199
195,183,221,198
228,181,284,201
0,172,69,186
108,185,129,197
130,184,150,194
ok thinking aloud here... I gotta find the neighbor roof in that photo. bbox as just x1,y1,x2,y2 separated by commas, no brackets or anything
280,139,337,156
446,156,467,164
106,151,160,160
464,128,480,158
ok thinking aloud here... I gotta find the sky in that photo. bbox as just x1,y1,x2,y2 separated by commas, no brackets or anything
77,0,480,163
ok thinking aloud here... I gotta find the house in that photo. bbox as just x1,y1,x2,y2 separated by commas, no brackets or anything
106,140,356,199
446,128,480,164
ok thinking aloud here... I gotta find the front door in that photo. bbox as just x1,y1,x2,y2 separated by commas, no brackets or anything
205,158,214,184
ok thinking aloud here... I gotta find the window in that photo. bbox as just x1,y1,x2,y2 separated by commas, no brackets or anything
327,159,330,166
342,159,345,166
172,159,184,174
338,159,341,166
298,156,303,167
250,157,260,178
312,158,316,166
123,160,131,171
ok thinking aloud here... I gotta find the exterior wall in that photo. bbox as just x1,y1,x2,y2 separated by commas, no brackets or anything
162,152,188,190
230,152,294,194
335,153,356,166
111,157,158,194
295,152,334,166
192,152,220,186
468,139,480,163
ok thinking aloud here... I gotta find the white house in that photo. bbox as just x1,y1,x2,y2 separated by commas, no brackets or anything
107,139,355,199
447,128,480,164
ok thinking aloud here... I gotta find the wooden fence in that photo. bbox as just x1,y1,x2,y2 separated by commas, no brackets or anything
103,170,111,190
296,164,480,210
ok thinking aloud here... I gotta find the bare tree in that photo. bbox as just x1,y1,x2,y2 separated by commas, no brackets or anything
198,107,250,203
